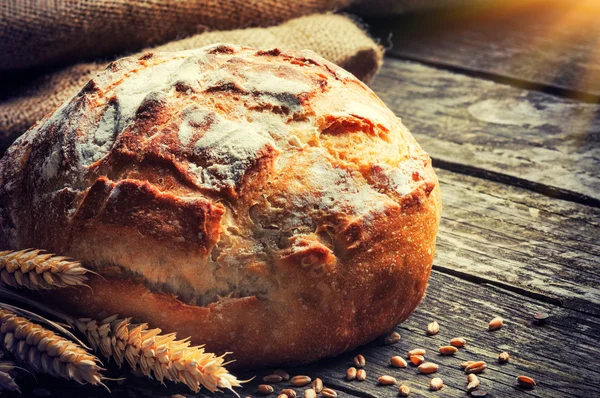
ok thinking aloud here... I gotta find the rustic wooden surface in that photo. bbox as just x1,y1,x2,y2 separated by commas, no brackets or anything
12,271,600,397
366,3,600,100
371,59,600,205
3,2,600,397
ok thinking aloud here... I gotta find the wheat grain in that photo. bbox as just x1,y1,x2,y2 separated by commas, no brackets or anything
304,389,316,398
390,356,407,368
290,375,311,387
353,354,365,368
264,374,283,383
498,352,510,363
430,377,443,391
383,331,401,345
417,362,439,374
281,388,296,398
274,369,290,381
356,369,366,381
398,385,410,396
377,375,396,385
467,374,480,392
312,377,323,393
0,309,104,386
346,367,357,380
407,349,425,358
426,321,439,335
409,355,424,366
516,375,536,388
488,317,503,331
0,250,89,290
439,346,458,355
74,315,241,393
259,384,274,394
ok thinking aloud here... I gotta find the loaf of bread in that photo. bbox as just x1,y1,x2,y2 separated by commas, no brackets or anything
0,44,441,368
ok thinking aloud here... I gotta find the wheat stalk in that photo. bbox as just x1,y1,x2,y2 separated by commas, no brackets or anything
0,309,105,386
74,316,242,393
0,249,89,290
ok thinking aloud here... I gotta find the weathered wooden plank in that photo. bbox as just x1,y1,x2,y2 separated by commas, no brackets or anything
15,271,599,397
371,58,600,204
434,168,600,316
367,3,600,99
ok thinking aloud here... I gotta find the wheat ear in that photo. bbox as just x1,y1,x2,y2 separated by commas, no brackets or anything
0,309,105,386
75,316,241,393
0,249,89,290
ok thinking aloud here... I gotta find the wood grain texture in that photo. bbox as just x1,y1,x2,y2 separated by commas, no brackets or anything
371,58,600,204
435,168,600,316
367,3,600,99
12,271,600,397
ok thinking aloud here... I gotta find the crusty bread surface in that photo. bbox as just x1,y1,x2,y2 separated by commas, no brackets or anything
0,44,441,368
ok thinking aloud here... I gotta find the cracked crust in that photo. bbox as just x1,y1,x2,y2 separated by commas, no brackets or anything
0,44,441,368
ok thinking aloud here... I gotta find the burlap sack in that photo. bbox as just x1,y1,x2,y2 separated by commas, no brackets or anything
0,14,383,152
1,0,355,72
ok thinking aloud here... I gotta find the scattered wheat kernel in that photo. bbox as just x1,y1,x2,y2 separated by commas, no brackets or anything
417,363,439,374
467,374,480,392
356,369,366,381
409,355,425,366
533,312,550,325
354,354,366,368
312,378,323,393
383,331,401,345
430,377,443,391
450,337,466,347
407,349,426,358
460,361,476,369
399,385,410,396
517,376,536,388
258,385,274,394
439,346,458,355
346,367,357,381
391,356,408,368
281,389,296,398
321,388,337,397
264,374,283,383
290,376,311,387
275,370,290,381
498,352,510,363
378,375,397,385
304,389,316,398
465,361,487,375
488,317,504,331
278,394,287,398
427,321,440,335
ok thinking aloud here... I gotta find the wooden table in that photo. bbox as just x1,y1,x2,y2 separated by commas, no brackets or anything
9,3,600,397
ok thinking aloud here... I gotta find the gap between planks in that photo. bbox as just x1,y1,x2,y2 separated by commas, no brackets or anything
432,168,600,318
383,53,600,105
371,59,600,207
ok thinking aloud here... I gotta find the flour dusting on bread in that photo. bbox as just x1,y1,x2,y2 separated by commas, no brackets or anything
0,45,441,369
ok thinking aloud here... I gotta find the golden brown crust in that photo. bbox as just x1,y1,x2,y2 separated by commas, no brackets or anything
0,44,441,368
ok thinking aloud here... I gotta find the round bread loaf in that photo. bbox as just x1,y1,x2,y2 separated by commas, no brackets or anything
0,44,441,368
